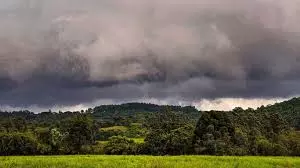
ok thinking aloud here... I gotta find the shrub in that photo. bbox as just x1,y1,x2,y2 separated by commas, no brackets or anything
104,136,137,155
0,132,40,155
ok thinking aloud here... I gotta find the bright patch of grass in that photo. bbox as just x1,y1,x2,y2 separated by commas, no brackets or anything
131,123,142,126
100,126,128,132
0,155,299,168
97,140,109,145
130,138,144,143
98,138,144,144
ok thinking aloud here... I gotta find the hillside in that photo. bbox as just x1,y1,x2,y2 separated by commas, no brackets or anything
0,99,299,156
92,103,200,125
257,98,300,129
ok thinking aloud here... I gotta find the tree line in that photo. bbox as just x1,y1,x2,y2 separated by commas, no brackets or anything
0,101,299,156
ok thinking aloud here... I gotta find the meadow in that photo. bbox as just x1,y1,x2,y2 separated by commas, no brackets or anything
0,155,299,168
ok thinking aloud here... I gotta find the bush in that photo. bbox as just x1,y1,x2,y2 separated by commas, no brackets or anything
0,132,40,155
104,136,137,155
278,132,300,156
61,115,97,154
97,128,125,141
144,125,194,155
80,142,105,154
37,143,52,155
272,143,288,156
256,138,273,155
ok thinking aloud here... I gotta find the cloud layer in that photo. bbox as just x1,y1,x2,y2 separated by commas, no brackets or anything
1,0,300,108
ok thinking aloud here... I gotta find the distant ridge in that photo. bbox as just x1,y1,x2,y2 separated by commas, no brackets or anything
93,102,198,113
258,97,300,129
92,102,200,123
0,98,299,129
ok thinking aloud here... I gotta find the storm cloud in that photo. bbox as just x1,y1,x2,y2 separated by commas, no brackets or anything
0,0,300,108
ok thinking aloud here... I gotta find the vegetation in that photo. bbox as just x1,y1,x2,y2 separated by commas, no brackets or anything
104,136,138,155
0,155,299,168
258,97,300,129
0,100,299,156
193,109,296,156
92,103,200,125
143,110,195,155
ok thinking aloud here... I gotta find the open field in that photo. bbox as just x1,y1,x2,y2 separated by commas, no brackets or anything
0,155,299,168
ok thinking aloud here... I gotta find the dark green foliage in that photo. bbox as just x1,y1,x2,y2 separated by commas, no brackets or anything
97,128,125,141
34,127,51,144
278,131,300,156
0,133,40,155
194,111,235,155
80,143,105,155
93,103,200,126
193,109,296,156
0,100,299,156
61,115,97,154
104,136,137,155
258,97,300,129
125,123,146,138
143,110,195,155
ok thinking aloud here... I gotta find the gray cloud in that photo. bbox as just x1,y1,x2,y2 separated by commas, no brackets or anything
1,0,300,108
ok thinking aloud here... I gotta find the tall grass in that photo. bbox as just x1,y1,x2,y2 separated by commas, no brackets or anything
0,155,299,168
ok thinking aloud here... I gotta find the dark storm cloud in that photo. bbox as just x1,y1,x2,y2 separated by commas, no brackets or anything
1,0,300,107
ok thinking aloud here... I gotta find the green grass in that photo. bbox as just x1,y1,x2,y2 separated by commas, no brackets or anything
100,126,128,132
0,155,299,168
97,140,109,145
130,138,145,143
98,138,144,145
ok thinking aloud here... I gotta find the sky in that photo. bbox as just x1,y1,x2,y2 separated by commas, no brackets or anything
0,0,300,112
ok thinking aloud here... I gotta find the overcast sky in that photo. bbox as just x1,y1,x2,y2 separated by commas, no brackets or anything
0,0,299,111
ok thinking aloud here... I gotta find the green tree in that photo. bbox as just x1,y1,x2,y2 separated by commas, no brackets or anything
62,115,97,153
144,109,194,155
0,132,40,155
104,136,137,155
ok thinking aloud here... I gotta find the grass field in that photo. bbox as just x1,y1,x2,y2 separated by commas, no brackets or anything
0,155,299,168
100,126,128,132
130,138,145,143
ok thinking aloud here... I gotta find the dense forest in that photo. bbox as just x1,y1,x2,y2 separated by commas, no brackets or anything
0,99,299,156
